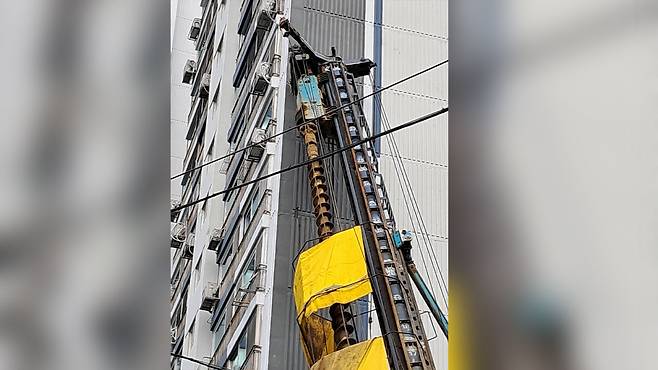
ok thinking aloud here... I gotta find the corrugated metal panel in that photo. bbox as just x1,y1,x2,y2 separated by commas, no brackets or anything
378,90,448,166
382,0,448,39
269,195,308,369
269,2,372,369
273,206,310,370
377,157,448,243
270,127,365,370
291,137,357,226
305,0,365,18
297,7,366,62
377,2,449,367
269,94,316,370
380,27,448,99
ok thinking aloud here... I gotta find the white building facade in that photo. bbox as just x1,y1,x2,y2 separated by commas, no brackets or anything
170,1,447,369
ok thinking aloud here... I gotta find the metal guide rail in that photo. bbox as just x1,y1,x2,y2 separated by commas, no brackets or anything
320,61,436,370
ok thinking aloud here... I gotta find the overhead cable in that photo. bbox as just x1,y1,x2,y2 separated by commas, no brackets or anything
375,77,449,310
171,107,448,214
170,59,448,181
371,75,446,306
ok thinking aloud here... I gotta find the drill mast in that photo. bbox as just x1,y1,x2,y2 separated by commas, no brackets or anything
283,18,438,370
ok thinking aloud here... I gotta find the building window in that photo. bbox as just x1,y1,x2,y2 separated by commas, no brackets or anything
249,185,260,217
229,116,245,145
241,254,256,290
224,313,256,370
217,33,224,53
242,184,260,233
225,179,237,204
242,208,251,235
212,80,221,103
228,332,248,370
236,251,257,304
259,104,273,130
220,239,233,280
194,257,202,285
233,24,267,87
242,195,253,232
212,312,227,351
186,319,196,353
206,138,215,160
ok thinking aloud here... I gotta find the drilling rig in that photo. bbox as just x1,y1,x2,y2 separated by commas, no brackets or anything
282,18,447,370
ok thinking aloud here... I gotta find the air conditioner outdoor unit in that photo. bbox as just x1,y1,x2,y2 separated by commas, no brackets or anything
170,199,181,221
208,228,223,251
182,60,197,84
252,75,269,96
188,18,202,40
170,223,186,249
252,62,270,96
246,128,267,162
199,73,211,98
182,244,194,259
182,234,195,259
256,0,276,30
200,282,219,312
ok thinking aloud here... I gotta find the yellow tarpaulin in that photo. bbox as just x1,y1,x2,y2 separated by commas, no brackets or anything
310,337,388,370
299,314,335,364
293,226,372,318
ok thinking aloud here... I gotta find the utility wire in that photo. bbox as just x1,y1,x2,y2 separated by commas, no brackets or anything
376,79,449,310
170,59,448,181
372,72,449,312
370,74,446,306
171,107,448,214
372,71,449,305
171,353,227,370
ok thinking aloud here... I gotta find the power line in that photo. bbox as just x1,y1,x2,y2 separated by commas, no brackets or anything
171,107,448,214
373,73,450,309
370,74,447,308
170,59,448,181
171,352,227,370
375,76,449,311
302,5,449,41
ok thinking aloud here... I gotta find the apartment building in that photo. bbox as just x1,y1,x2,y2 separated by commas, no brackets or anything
170,1,203,370
170,1,447,369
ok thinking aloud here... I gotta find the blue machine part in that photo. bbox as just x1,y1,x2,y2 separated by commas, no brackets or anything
296,75,325,120
393,229,414,248
392,229,402,248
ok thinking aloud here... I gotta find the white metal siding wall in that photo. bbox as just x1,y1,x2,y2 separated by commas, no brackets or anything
379,0,449,368
296,0,367,61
